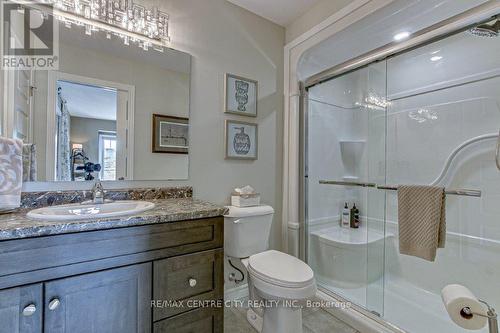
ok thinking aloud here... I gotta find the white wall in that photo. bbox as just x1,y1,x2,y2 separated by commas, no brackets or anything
285,0,352,44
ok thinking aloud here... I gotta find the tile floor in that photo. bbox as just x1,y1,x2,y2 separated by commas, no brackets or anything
224,300,359,333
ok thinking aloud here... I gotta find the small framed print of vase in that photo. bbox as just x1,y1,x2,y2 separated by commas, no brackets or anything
225,120,258,160
152,114,189,154
224,73,257,117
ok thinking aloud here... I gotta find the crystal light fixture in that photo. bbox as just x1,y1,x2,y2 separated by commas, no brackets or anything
36,0,170,50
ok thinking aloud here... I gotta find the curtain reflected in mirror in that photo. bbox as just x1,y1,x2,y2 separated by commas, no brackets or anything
56,88,72,181
55,81,118,181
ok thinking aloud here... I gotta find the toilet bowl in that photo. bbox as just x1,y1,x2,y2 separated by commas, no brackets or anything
224,206,316,333
244,250,316,333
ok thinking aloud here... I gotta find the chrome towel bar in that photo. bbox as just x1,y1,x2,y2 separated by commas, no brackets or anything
318,180,376,188
377,185,481,197
319,180,482,197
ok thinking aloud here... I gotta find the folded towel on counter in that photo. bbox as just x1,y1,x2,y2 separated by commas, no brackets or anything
22,143,37,182
398,185,446,262
0,137,23,211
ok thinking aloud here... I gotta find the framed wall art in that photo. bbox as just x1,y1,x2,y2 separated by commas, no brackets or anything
152,114,189,154
224,73,257,117
225,120,258,160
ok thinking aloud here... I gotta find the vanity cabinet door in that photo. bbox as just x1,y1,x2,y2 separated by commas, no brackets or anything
44,263,152,333
0,284,42,333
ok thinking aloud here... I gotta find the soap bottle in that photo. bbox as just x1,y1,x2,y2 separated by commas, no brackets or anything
349,203,356,228
341,203,350,228
353,204,360,229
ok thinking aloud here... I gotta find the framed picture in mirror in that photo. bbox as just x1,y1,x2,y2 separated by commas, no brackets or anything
152,115,189,154
224,73,258,117
225,120,258,160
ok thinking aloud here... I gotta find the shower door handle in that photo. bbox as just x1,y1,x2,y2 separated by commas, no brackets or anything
496,130,500,171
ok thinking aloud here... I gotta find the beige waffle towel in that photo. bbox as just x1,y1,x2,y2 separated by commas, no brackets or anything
398,185,446,262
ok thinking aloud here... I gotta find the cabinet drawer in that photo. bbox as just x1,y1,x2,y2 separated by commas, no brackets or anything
153,307,223,333
153,249,223,320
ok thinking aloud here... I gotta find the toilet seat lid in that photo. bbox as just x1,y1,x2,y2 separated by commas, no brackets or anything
248,250,314,288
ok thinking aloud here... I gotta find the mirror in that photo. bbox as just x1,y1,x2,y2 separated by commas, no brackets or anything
1,14,190,182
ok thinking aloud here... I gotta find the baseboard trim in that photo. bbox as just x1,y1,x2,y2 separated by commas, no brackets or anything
224,284,249,301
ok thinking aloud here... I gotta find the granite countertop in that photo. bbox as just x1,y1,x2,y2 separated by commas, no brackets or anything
0,198,228,241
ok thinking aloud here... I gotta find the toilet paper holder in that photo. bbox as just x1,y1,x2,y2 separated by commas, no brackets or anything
461,300,498,333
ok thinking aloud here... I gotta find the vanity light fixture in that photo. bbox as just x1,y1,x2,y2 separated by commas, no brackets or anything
30,0,170,50
393,31,411,41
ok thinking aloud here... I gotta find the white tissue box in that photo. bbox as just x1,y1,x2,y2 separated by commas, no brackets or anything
231,192,260,207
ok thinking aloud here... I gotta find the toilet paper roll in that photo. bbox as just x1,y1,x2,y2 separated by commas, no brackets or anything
441,284,487,330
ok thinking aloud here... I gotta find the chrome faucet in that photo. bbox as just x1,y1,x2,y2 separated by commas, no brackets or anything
91,181,105,204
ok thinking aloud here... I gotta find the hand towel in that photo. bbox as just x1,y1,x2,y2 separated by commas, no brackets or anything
0,137,23,211
398,185,446,262
22,143,37,182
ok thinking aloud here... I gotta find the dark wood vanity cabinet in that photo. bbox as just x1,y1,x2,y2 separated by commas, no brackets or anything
0,217,224,333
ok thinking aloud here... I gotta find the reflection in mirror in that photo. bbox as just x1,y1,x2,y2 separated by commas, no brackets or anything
2,10,191,183
55,80,119,181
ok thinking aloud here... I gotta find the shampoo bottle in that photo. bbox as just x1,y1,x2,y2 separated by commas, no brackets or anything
342,203,350,228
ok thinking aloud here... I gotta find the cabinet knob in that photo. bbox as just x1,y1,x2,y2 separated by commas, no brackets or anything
48,298,60,311
22,304,36,316
188,278,197,288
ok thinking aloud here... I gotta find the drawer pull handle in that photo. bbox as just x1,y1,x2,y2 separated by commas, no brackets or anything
48,298,60,311
22,304,36,316
188,278,197,288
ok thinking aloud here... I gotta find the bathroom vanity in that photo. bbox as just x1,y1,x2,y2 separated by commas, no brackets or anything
0,189,226,333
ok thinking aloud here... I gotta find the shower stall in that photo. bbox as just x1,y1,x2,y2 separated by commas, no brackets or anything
301,6,500,333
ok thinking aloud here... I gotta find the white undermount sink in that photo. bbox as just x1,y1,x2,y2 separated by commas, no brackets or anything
27,200,156,221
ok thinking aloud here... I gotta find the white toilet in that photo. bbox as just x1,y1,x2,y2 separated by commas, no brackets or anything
224,205,316,333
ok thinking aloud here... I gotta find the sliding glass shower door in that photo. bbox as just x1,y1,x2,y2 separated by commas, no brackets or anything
304,21,500,333
305,60,387,315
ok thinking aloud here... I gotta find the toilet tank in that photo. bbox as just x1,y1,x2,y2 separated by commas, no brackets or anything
224,205,274,259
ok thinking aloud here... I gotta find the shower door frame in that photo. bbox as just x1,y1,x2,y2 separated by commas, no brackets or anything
299,1,500,331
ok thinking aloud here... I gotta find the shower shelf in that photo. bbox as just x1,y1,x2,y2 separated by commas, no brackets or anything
319,180,481,197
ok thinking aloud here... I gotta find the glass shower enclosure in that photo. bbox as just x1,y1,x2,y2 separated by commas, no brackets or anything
304,21,500,333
